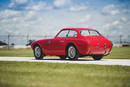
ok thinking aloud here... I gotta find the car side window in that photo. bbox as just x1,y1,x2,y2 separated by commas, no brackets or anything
80,30,101,36
68,30,77,37
57,30,69,37
89,30,100,36
80,30,89,36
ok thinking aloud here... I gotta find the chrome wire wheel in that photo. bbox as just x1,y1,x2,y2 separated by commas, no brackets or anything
34,46,41,58
68,46,77,60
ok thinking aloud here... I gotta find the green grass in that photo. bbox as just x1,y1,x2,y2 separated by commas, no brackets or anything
0,47,130,59
104,47,130,59
0,61,130,87
0,48,33,57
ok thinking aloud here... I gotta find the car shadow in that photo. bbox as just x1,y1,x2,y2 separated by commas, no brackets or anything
32,58,97,61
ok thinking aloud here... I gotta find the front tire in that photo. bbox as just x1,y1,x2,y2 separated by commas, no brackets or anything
34,45,44,60
67,45,79,60
92,55,103,60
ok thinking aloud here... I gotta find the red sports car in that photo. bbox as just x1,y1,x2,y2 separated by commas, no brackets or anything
31,28,112,60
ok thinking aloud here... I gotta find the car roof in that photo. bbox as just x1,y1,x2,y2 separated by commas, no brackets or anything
62,28,96,31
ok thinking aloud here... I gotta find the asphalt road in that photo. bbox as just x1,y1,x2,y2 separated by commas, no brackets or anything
0,57,130,66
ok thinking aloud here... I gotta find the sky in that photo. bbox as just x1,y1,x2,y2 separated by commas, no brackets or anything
0,0,130,37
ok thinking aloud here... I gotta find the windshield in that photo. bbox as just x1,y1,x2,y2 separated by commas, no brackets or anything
80,30,101,36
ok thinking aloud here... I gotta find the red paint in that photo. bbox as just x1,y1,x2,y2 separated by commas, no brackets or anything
31,28,112,56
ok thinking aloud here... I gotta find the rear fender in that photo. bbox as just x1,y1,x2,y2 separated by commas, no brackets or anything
66,41,88,55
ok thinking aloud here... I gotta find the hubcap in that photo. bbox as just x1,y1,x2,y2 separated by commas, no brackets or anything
68,46,76,59
34,46,41,57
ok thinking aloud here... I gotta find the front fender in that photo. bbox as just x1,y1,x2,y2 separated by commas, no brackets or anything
31,41,42,50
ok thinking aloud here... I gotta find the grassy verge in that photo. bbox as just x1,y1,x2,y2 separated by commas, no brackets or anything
0,47,130,59
104,47,130,59
0,48,33,57
0,61,130,87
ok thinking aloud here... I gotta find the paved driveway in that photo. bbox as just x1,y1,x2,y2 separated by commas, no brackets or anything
0,57,130,66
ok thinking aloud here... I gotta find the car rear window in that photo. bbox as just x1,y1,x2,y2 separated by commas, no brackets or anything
80,30,101,36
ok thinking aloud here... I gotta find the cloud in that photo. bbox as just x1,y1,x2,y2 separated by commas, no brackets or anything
103,20,122,30
25,1,52,11
69,4,88,11
102,24,111,29
121,17,127,22
0,0,130,37
79,14,91,23
8,0,52,11
9,0,28,8
25,10,36,19
0,9,21,19
53,0,71,7
102,4,120,15
112,20,120,26
110,10,120,15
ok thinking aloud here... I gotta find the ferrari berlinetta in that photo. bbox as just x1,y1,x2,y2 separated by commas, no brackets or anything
31,28,112,60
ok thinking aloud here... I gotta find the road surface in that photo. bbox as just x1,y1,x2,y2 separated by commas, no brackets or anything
0,57,130,66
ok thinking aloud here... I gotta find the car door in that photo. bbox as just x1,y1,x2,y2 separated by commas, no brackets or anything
51,30,78,55
50,30,69,55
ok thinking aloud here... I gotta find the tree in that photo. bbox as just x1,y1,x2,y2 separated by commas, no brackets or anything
26,40,35,46
0,41,7,46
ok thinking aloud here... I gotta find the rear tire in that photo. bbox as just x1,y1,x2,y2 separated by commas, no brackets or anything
92,55,103,60
67,45,79,60
34,45,44,60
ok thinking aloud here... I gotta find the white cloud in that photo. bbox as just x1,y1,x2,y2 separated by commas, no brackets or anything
103,20,122,30
110,10,120,15
0,9,21,19
25,10,36,19
102,4,120,15
79,14,91,23
9,0,28,8
112,20,120,26
53,0,71,7
103,24,110,29
69,4,88,11
1,0,130,38
25,1,52,11
121,17,127,22
9,0,52,11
